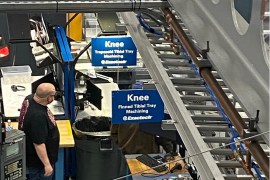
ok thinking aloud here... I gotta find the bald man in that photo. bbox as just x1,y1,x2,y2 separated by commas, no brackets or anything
18,83,60,180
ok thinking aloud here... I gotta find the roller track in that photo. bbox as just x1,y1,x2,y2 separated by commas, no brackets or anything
120,10,269,179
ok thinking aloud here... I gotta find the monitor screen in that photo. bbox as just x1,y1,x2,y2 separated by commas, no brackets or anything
85,79,102,110
6,143,19,158
7,14,31,41
32,73,59,93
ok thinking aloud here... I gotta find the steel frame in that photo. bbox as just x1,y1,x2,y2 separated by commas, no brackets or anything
0,0,169,13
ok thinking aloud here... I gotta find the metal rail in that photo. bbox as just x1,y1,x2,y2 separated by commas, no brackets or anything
0,0,169,13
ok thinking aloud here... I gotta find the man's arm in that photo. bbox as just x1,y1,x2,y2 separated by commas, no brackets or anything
33,143,53,176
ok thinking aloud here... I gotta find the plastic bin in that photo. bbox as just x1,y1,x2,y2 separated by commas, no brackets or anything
1,65,32,84
72,117,127,180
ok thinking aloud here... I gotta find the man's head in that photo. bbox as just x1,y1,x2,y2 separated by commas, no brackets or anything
34,83,56,105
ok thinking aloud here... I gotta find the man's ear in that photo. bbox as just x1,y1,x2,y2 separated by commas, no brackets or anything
46,96,51,102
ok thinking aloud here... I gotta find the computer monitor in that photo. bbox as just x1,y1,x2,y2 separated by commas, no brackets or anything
7,14,31,41
74,70,103,110
32,73,59,93
85,79,102,110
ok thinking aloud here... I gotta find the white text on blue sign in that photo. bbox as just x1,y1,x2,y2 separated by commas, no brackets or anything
91,37,137,66
112,90,164,124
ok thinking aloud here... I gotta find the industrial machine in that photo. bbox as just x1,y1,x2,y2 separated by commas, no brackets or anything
0,129,26,180
0,32,25,180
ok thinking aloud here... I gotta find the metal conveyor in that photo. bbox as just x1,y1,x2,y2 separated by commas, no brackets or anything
120,6,269,179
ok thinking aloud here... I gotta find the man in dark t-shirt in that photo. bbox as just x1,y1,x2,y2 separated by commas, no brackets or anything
19,83,60,180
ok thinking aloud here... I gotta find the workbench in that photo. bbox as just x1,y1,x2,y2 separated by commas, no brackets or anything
1,77,64,118
125,154,190,180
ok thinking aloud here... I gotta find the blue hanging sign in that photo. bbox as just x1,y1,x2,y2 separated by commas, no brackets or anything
112,90,164,124
91,36,137,66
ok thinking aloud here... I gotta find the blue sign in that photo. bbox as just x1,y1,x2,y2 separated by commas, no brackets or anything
112,90,164,124
91,36,137,66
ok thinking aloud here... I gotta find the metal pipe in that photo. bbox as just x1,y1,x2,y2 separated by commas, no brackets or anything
201,65,269,178
162,7,269,178
162,8,200,63
245,141,269,178
200,69,246,134
246,150,252,174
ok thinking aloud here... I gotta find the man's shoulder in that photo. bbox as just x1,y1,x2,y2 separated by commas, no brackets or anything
25,94,34,100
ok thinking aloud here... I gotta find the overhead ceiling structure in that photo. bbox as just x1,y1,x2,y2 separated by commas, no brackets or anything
0,0,169,12
0,0,269,179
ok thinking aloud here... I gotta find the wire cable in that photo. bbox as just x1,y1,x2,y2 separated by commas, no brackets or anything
113,130,270,180
137,12,163,36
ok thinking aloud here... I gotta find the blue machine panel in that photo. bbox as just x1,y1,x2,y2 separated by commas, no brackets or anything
91,36,137,66
112,90,164,124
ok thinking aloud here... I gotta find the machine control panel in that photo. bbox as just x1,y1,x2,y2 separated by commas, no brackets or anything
4,159,23,180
